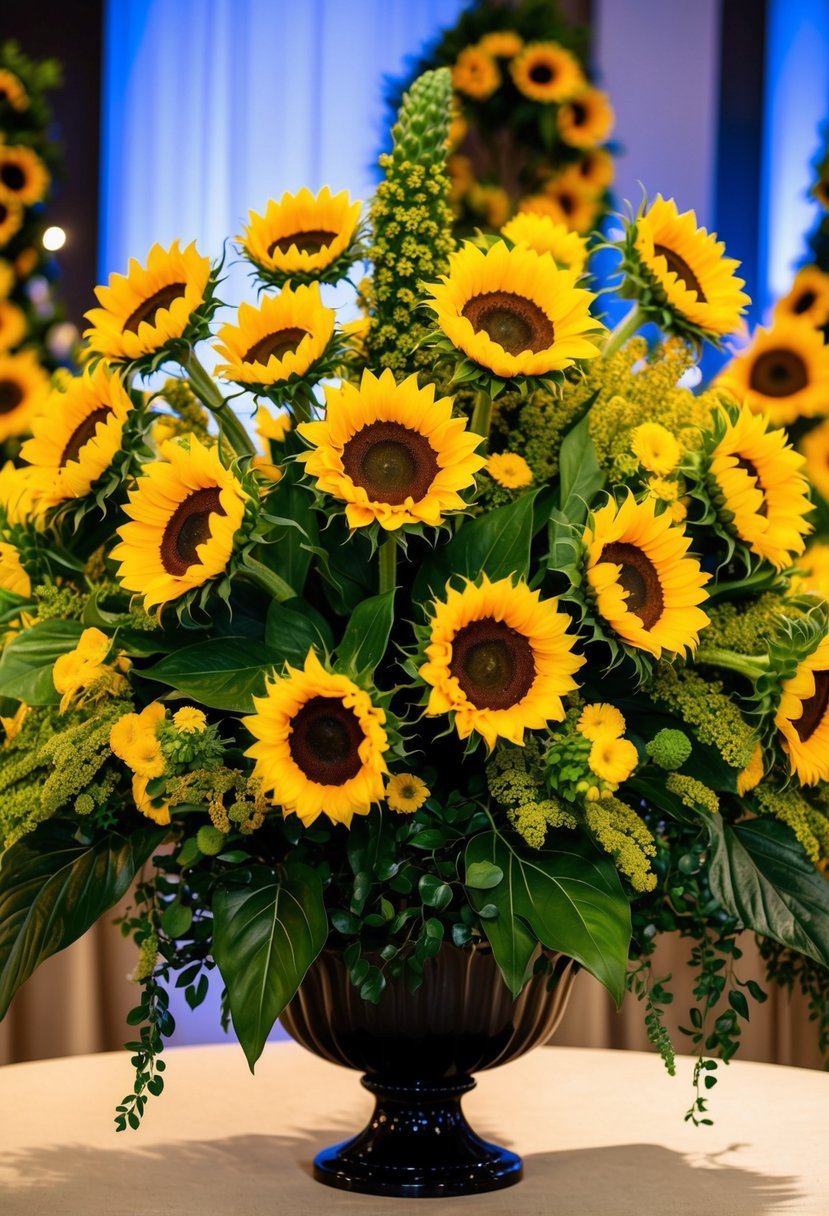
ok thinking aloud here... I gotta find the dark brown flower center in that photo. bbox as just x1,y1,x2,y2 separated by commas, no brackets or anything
268,229,338,258
123,282,187,335
734,456,768,517
243,326,308,365
0,377,23,414
793,289,817,315
462,291,554,356
450,617,536,710
529,62,555,85
0,202,7,224
600,542,664,630
749,349,808,398
341,420,438,505
569,102,588,126
160,487,225,576
60,406,111,466
653,244,706,301
289,695,364,785
0,163,25,193
794,670,829,743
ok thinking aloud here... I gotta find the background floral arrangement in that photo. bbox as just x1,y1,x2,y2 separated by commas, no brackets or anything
0,69,827,1137
0,41,74,466
385,0,616,237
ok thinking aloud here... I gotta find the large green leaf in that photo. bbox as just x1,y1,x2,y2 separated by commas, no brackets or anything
335,590,395,676
0,821,167,1019
212,863,328,1070
0,620,84,705
465,830,631,1004
265,599,333,667
548,410,605,574
707,816,829,969
139,637,282,711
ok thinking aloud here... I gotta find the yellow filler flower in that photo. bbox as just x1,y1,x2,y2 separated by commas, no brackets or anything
20,363,134,508
0,145,50,206
557,88,615,148
717,318,829,426
510,42,584,103
501,212,588,274
244,649,389,827
0,350,50,443
775,266,829,329
240,187,361,284
298,368,484,531
584,495,710,659
112,435,246,612
84,240,212,364
631,423,681,476
452,47,501,100
426,239,602,380
707,405,812,571
386,773,430,813
419,575,585,749
213,282,335,391
588,735,638,784
577,703,626,742
776,635,829,785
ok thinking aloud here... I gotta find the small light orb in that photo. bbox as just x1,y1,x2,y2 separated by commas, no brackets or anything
42,226,66,251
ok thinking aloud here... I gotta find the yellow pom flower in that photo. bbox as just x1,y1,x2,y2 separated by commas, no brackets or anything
510,42,584,103
557,88,615,149
775,635,829,785
386,773,430,813
53,628,128,713
577,703,626,742
631,422,682,475
486,452,533,489
588,736,639,784
110,702,166,779
172,707,207,734
132,773,171,826
452,47,501,100
501,212,588,273
717,318,829,426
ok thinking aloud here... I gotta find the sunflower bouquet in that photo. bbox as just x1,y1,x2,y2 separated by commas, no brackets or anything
386,0,615,237
0,68,828,1137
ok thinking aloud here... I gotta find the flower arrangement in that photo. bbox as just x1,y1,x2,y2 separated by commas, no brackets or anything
0,69,828,1142
386,0,615,237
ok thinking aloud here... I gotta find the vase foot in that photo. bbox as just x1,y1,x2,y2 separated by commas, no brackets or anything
312,1074,522,1198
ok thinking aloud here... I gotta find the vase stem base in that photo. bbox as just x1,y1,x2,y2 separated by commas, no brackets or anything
312,1074,522,1198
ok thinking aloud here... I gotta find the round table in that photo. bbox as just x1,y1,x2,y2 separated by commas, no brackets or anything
0,1041,825,1214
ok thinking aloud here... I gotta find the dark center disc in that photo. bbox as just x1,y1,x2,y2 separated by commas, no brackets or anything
569,102,588,126
450,617,536,710
0,377,24,414
733,455,768,518
268,228,338,258
0,203,7,224
529,62,555,84
0,163,25,193
557,192,575,216
749,349,808,398
243,326,308,365
60,406,112,466
793,289,817,315
288,695,365,785
341,420,439,505
794,670,829,744
462,290,555,356
123,282,187,334
653,243,707,301
160,487,226,576
600,541,665,630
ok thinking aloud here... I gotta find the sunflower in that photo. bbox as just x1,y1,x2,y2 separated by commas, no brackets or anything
240,187,361,287
419,575,585,750
584,495,710,659
557,88,615,148
0,350,50,443
0,260,13,299
802,418,829,502
385,773,430,813
707,405,812,571
478,30,524,57
510,42,584,103
112,435,247,612
244,649,389,827
501,212,588,273
0,70,29,111
775,267,829,329
797,542,829,600
84,240,213,365
0,300,25,352
0,460,42,524
0,197,23,248
0,145,49,207
20,363,133,508
425,239,602,380
536,166,602,234
716,319,829,426
452,47,501,100
0,541,30,598
213,282,335,392
298,368,484,531
630,196,749,340
575,148,615,194
775,635,829,785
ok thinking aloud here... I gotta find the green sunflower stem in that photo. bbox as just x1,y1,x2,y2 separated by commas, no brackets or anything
242,557,295,603
291,382,318,426
695,647,769,681
471,388,493,445
179,349,257,459
378,535,398,596
602,303,644,360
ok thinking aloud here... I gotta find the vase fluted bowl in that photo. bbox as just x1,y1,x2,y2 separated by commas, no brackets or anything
280,944,577,1198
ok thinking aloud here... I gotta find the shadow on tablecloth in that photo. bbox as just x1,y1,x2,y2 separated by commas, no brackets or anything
0,1133,801,1215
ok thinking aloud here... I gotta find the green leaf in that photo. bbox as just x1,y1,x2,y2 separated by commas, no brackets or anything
465,860,504,890
334,590,395,676
0,821,167,1019
139,637,282,711
548,409,605,573
212,863,327,1070
265,600,332,666
414,494,537,604
707,817,829,969
0,620,84,705
465,830,631,1004
160,902,193,938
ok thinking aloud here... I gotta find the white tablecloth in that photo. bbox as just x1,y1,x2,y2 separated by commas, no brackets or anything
0,1041,825,1214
